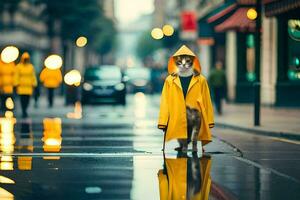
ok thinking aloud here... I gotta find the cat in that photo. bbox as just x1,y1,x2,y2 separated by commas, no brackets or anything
174,55,202,152
187,153,202,199
187,106,202,152
176,107,202,152
175,55,194,77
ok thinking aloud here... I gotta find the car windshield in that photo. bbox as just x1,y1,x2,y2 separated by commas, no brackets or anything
126,67,150,80
85,66,122,81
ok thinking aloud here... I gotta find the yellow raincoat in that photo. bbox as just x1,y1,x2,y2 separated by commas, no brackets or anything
14,52,37,95
158,45,214,145
40,68,62,88
0,60,15,94
158,156,212,200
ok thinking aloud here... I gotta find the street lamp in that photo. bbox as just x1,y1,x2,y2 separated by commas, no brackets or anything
44,54,63,69
151,28,164,40
162,24,174,36
76,36,88,47
1,46,19,63
247,8,258,20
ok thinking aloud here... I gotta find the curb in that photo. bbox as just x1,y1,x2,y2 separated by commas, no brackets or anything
215,122,300,141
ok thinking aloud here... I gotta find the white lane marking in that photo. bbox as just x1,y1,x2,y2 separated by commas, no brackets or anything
271,137,300,145
234,156,300,183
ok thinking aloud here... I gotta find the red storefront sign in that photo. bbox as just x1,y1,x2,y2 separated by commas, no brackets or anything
181,11,197,31
181,11,198,40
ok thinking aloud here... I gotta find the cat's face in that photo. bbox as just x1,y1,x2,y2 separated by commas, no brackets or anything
175,55,194,76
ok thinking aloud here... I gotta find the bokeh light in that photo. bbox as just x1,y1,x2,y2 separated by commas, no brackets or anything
64,70,82,86
5,98,14,110
162,25,174,36
44,54,63,69
1,46,19,63
151,28,164,40
247,8,257,20
76,36,88,47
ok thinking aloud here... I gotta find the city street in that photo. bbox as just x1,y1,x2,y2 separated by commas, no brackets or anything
0,94,299,200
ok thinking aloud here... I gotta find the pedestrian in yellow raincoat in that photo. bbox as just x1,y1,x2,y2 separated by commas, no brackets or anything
157,155,212,200
158,45,214,151
14,52,37,118
0,59,15,115
40,67,62,107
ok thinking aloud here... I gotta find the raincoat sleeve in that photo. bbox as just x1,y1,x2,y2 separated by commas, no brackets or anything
39,68,46,83
202,79,214,128
158,79,170,130
13,65,19,86
57,70,63,84
31,65,37,87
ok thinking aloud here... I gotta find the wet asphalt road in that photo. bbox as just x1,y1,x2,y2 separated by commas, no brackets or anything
0,94,300,200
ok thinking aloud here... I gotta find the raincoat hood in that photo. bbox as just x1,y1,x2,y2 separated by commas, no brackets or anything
21,52,30,63
168,45,201,75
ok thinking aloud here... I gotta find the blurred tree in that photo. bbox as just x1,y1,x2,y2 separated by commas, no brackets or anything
136,31,162,61
36,0,116,55
0,0,21,28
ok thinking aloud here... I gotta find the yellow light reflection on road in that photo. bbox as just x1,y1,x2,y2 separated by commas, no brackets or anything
0,159,13,170
5,98,14,110
0,115,16,170
0,156,13,170
17,157,32,170
0,187,14,199
67,101,82,119
1,46,19,64
64,69,82,86
42,118,62,153
0,176,15,184
134,92,147,118
44,54,63,70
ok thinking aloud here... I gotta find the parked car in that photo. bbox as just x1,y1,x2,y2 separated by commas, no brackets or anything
82,65,126,105
125,67,152,93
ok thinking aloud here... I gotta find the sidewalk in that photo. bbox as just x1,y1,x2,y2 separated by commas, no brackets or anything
215,103,300,140
17,95,300,140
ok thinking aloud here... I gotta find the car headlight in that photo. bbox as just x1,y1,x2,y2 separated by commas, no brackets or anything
114,83,125,91
83,83,93,91
132,80,147,87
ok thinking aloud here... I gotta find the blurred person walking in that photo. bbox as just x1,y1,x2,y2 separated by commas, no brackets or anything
39,67,62,108
0,59,16,115
209,61,227,115
14,52,37,118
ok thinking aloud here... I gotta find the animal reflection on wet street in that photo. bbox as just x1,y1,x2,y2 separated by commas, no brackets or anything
0,95,299,200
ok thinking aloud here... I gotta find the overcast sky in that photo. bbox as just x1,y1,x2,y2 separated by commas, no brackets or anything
115,0,154,25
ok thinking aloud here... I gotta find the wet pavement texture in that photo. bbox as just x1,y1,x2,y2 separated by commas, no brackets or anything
0,94,300,200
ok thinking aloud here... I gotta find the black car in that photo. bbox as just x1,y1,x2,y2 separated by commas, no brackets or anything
125,67,152,94
82,65,126,105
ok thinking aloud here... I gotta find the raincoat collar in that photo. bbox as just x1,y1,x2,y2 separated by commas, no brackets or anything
168,45,201,76
172,75,199,94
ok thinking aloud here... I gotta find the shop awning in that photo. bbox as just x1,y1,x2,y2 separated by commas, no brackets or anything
237,0,256,5
198,19,214,38
214,8,256,32
264,0,300,17
207,3,237,23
